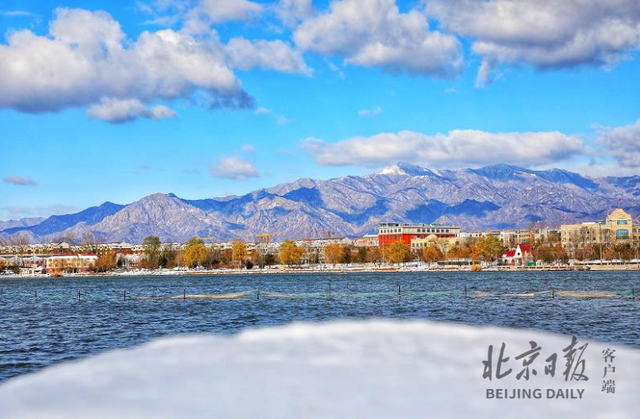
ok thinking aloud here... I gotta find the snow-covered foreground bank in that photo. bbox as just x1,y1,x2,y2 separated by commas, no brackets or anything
0,320,637,419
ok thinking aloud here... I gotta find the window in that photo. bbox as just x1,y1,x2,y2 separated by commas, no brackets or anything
616,219,628,225
616,229,629,239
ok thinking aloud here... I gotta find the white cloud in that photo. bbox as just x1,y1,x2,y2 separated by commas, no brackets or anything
426,0,640,86
561,161,640,178
141,0,191,14
276,0,314,28
3,176,37,186
254,107,291,124
210,156,260,180
293,0,462,77
184,0,263,33
301,129,584,168
137,0,194,26
199,0,262,22
358,106,382,118
142,0,314,32
597,120,640,167
327,61,346,79
241,144,257,152
225,38,311,74
254,107,272,115
88,98,177,123
0,10,37,17
0,8,252,114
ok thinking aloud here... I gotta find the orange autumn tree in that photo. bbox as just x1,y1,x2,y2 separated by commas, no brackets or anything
231,241,248,268
183,238,207,268
422,246,443,263
323,243,344,266
384,241,412,264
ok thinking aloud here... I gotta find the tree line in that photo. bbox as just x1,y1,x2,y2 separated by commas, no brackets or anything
4,232,638,274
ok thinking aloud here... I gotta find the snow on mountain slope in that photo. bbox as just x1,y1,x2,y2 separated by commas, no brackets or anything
2,164,639,243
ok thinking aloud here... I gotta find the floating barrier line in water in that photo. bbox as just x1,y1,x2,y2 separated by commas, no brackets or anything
475,290,634,300
0,289,637,302
140,291,251,301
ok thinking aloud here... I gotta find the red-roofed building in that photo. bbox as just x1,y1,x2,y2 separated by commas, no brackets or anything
501,244,533,266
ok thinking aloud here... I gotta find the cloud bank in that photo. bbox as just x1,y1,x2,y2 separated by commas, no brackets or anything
0,6,310,122
427,0,640,86
2,0,640,126
302,129,584,168
597,119,640,168
0,8,251,115
294,0,462,77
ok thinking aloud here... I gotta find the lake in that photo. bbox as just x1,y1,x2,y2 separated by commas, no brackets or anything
1,271,639,382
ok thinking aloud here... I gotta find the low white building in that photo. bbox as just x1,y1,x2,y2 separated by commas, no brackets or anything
46,254,99,274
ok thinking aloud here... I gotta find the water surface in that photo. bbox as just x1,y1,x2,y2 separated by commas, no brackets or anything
1,271,639,382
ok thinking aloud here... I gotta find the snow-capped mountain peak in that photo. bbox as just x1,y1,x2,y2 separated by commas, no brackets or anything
376,162,435,177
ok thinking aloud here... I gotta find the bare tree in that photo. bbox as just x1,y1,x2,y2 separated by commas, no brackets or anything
10,234,29,267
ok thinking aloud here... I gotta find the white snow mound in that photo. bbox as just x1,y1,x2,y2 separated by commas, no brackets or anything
0,320,638,419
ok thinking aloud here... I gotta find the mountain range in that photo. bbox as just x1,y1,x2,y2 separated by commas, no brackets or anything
2,163,639,244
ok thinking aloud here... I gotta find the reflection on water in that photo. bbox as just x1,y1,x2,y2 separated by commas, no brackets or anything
0,271,638,382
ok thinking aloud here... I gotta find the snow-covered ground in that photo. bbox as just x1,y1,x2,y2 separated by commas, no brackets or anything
0,320,637,418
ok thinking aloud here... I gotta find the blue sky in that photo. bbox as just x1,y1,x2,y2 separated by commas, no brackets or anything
1,0,640,220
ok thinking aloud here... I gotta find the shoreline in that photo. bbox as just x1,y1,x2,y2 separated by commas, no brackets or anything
2,263,640,279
